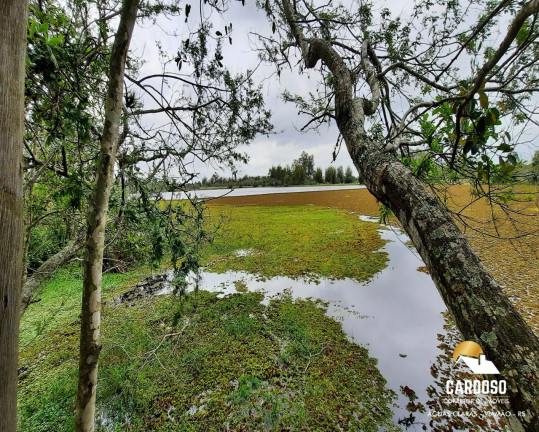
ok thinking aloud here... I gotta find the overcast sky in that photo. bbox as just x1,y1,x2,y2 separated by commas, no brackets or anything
129,0,539,181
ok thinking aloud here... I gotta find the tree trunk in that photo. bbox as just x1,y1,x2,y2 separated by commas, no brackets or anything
74,1,139,431
20,232,84,315
0,0,28,430
279,1,539,429
353,150,539,430
21,182,34,288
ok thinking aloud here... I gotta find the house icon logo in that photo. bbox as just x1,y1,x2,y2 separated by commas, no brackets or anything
453,341,500,374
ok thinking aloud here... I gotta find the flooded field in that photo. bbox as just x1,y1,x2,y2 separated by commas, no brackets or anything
20,186,535,431
116,217,448,428
113,210,513,430
210,186,539,335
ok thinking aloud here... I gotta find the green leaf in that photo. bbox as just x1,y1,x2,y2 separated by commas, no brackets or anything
516,18,530,46
476,116,486,135
490,107,500,123
29,19,36,38
479,92,488,109
463,139,474,154
497,143,512,152
47,35,63,46
38,22,49,33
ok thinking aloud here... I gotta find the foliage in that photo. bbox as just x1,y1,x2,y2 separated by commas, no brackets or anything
22,0,273,279
324,166,337,184
293,151,315,178
314,167,324,183
201,152,358,187
258,0,539,231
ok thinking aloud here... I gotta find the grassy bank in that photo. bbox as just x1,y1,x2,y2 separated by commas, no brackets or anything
19,204,396,431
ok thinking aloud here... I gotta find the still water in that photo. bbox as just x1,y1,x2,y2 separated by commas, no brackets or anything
114,210,510,430
141,216,448,429
161,184,366,200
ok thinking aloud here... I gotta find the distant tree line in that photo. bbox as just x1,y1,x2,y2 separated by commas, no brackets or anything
196,151,360,188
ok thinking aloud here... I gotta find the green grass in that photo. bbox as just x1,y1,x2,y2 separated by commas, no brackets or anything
18,266,145,432
19,286,397,431
18,204,396,431
203,205,388,282
19,266,143,349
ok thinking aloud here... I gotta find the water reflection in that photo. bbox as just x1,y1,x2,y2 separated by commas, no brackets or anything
162,217,446,427
112,216,511,430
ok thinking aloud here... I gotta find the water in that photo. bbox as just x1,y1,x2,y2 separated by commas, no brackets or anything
196,218,447,428
116,216,448,428
160,184,366,200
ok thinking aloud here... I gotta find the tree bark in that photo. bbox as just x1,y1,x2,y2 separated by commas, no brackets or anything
280,0,539,429
75,1,139,431
0,0,28,430
20,232,84,315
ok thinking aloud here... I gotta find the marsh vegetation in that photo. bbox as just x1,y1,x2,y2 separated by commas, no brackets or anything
18,186,538,431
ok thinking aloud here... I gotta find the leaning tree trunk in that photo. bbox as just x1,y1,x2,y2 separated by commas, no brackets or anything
279,0,539,429
0,0,28,430
75,1,139,431
20,232,84,315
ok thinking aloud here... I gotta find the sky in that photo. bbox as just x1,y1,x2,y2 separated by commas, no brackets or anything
130,0,376,180
128,0,539,181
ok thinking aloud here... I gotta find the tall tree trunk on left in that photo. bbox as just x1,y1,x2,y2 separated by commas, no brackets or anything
0,0,28,430
74,1,139,431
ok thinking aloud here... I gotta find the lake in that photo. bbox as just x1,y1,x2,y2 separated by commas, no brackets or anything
161,184,366,200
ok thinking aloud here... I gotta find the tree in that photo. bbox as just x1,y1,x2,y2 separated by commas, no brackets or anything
313,167,324,183
0,0,28,430
324,166,337,183
344,166,354,184
21,233,84,313
293,151,314,178
336,166,345,184
291,164,307,184
531,150,539,183
71,1,272,429
75,1,140,430
264,0,539,428
269,164,287,184
21,0,120,312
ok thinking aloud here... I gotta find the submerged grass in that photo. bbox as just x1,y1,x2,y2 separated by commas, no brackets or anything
203,205,388,282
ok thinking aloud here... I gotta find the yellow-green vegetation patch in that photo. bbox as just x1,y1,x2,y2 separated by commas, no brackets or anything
233,279,248,293
203,205,388,282
18,284,397,431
